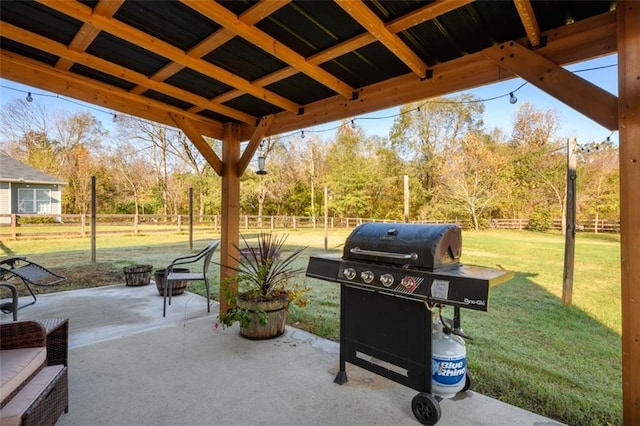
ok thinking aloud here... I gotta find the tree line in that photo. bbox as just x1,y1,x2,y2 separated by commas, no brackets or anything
0,94,619,231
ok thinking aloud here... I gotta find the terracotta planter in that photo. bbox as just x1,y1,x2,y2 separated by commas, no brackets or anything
236,295,289,340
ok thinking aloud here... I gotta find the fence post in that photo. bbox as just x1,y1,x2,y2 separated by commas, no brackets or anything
11,214,17,240
293,216,296,229
178,215,182,233
271,216,274,230
81,214,86,237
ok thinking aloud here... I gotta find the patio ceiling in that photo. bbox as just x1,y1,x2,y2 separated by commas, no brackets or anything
0,0,618,145
1,3,638,424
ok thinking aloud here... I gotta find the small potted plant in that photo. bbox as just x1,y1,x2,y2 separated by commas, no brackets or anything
217,232,309,339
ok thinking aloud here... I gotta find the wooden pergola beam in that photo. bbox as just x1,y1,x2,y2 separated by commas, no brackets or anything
169,113,224,176
618,2,640,424
218,0,473,109
257,10,617,138
483,41,618,130
513,0,541,48
181,0,356,101
133,0,291,100
0,50,225,140
0,22,257,125
335,0,429,79
55,0,124,71
237,115,275,176
38,0,302,115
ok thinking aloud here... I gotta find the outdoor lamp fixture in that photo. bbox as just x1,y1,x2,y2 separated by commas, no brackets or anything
509,92,518,104
256,141,267,175
256,154,267,175
26,92,33,102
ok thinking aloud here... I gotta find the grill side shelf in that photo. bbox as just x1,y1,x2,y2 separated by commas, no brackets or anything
305,255,342,282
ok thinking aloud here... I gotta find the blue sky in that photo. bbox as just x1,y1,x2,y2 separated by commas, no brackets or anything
0,54,617,146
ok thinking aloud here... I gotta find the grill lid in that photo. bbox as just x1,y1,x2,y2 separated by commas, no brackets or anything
343,223,462,270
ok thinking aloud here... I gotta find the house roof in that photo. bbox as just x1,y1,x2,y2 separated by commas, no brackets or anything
0,151,67,185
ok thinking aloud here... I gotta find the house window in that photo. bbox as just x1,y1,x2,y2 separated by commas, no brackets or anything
18,188,52,213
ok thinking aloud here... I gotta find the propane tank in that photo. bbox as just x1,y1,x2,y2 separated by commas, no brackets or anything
431,314,467,398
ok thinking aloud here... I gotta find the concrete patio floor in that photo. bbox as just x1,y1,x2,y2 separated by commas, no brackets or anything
1,284,564,426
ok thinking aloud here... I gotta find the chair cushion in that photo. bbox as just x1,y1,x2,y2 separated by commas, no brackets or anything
0,348,47,403
167,272,205,281
0,365,64,426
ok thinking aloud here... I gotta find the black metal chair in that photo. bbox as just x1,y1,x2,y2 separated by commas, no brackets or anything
162,241,220,317
0,257,66,311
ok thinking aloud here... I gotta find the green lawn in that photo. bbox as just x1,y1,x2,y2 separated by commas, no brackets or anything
0,229,621,426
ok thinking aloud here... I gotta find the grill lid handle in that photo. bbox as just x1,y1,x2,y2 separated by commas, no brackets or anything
350,247,418,261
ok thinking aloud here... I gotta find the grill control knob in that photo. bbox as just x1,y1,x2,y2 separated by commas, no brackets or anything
343,268,357,280
380,273,394,287
361,270,374,283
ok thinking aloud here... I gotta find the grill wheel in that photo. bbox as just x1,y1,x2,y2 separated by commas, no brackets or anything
411,392,441,425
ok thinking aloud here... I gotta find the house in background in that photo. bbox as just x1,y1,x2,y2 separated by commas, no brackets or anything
0,151,66,225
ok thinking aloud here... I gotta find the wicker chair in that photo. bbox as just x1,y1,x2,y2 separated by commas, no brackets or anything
162,241,220,317
0,321,69,425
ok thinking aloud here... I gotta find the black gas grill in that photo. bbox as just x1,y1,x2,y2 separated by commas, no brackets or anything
306,223,514,425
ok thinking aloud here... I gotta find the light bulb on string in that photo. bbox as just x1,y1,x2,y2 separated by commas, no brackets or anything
26,92,33,102
509,92,518,104
301,130,305,139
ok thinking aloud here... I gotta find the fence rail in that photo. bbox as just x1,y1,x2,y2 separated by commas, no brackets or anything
0,213,620,239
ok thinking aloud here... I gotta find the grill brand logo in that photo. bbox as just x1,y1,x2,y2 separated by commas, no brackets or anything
397,276,423,293
463,298,486,306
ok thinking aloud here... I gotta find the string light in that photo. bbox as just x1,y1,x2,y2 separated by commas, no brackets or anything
112,113,118,123
350,119,356,128
1,60,618,141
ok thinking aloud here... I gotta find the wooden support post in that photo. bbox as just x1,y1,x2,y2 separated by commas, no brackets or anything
219,123,241,315
618,2,640,424
562,137,577,306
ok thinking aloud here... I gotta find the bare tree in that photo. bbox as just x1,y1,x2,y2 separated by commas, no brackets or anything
116,117,216,217
444,132,507,230
111,142,154,225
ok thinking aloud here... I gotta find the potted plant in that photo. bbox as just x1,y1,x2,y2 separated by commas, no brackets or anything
217,232,309,340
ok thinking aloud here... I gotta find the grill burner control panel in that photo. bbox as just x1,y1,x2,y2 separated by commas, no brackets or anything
306,255,513,311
